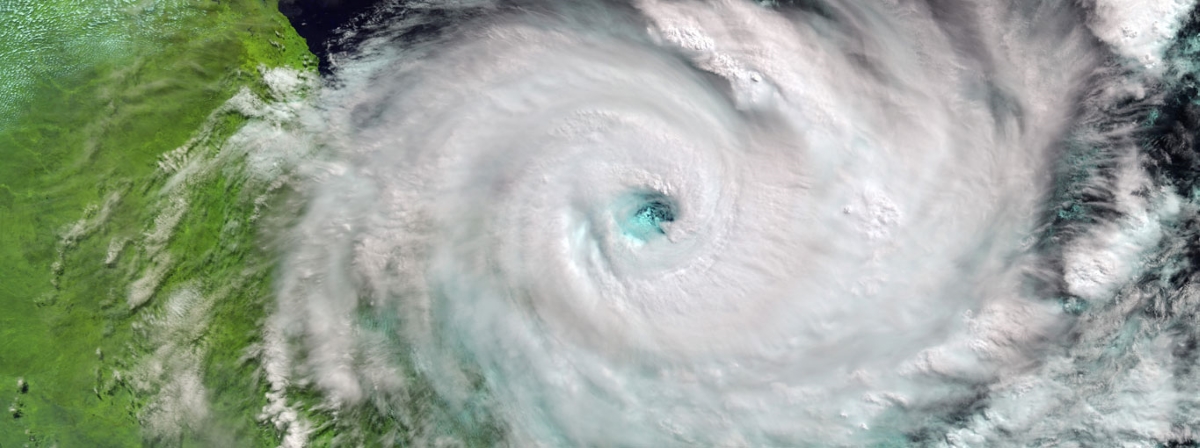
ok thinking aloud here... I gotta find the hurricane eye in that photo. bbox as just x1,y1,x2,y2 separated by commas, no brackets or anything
621,192,677,242
634,199,675,231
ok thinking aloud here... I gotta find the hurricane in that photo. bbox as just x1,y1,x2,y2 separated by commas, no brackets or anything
251,0,1200,445
5,0,1200,445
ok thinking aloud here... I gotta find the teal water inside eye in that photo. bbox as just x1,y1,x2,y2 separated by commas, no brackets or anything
619,193,676,243
634,200,675,230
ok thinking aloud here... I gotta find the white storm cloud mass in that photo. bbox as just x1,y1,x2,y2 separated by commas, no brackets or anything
253,0,1200,445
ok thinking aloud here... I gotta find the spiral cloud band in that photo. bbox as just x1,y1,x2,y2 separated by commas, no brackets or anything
260,0,1200,445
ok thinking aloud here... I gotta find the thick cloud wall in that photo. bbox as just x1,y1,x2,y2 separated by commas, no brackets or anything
259,0,1200,445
